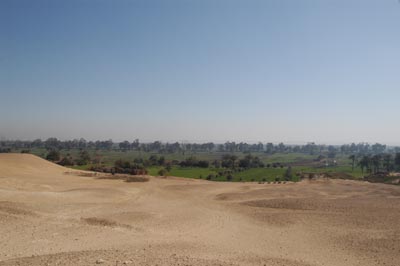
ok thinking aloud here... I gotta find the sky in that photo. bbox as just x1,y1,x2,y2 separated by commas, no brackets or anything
1,0,400,144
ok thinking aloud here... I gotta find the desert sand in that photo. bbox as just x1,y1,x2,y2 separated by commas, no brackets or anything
0,153,399,266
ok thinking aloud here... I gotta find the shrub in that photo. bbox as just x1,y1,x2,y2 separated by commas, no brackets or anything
133,158,144,164
0,148,11,153
197,160,209,168
58,156,74,166
75,150,91,165
113,160,147,175
284,166,293,181
158,168,168,176
206,174,215,180
125,176,149,182
179,157,209,168
46,150,60,162
158,156,165,166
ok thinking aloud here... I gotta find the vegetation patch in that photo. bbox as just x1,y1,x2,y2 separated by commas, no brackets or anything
96,174,149,183
82,217,132,229
125,176,149,182
5,138,400,184
364,174,400,185
82,217,117,227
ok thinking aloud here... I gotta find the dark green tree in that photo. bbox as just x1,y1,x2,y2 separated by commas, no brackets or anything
165,163,172,172
358,155,370,175
348,154,356,171
383,154,393,172
284,166,293,181
46,150,60,162
158,168,168,176
76,150,91,165
395,153,400,171
58,156,74,166
371,154,382,174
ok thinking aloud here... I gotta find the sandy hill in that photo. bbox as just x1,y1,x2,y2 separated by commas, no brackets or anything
0,153,93,192
0,154,399,266
0,153,67,176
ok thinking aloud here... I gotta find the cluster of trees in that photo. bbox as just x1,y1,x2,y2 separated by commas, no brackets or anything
113,160,148,175
210,154,265,169
179,157,209,168
206,154,288,181
204,169,235,181
46,150,61,161
352,153,400,175
2,138,399,156
213,142,393,155
40,147,296,181
341,143,388,155
45,150,92,166
214,154,271,169
1,138,113,151
0,148,11,153
202,165,293,182
145,155,167,166
89,160,147,175
238,154,265,169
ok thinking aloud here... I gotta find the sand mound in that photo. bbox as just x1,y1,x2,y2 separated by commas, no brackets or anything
0,249,241,266
0,153,68,176
0,201,37,217
243,198,318,211
81,217,132,230
0,154,399,266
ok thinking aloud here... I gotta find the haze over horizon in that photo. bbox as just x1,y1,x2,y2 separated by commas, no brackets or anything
1,0,400,144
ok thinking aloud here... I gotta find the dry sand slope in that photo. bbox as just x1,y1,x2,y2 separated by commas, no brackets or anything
0,154,399,266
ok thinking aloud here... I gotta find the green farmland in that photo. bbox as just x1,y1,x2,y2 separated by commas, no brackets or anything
12,147,367,182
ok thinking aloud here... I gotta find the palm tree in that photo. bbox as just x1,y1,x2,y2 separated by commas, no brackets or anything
358,155,370,175
383,154,392,172
371,154,382,174
348,155,356,171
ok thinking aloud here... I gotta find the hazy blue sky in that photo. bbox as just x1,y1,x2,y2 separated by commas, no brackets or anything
1,0,400,144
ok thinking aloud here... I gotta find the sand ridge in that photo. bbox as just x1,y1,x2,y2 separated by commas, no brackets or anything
0,154,399,265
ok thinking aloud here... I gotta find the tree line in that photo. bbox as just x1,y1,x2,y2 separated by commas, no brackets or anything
351,153,400,175
1,138,399,156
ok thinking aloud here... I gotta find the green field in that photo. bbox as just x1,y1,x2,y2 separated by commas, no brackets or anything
149,165,362,182
24,148,336,165
16,148,364,182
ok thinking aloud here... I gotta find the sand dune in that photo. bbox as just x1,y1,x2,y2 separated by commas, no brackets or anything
0,154,399,266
